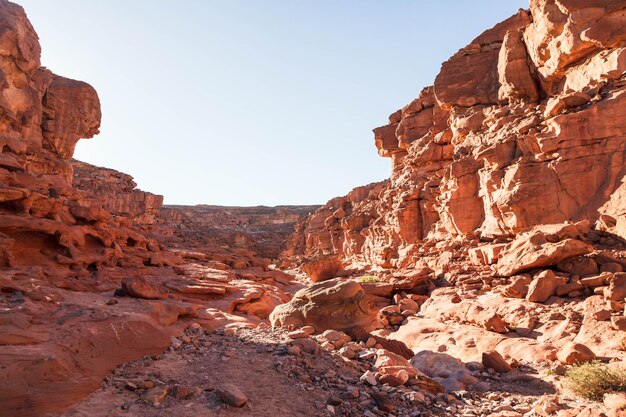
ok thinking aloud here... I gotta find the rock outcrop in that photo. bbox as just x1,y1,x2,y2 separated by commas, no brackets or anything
278,4,626,413
285,1,626,274
6,1,626,417
0,3,312,416
72,160,164,225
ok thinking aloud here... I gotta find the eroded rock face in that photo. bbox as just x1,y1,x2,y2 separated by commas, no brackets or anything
72,161,163,225
0,3,310,416
284,0,626,274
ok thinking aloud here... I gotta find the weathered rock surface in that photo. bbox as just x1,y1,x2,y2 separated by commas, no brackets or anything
72,160,163,225
284,0,626,274
0,3,313,416
6,1,626,416
270,278,380,332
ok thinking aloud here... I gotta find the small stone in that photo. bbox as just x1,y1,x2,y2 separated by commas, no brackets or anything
142,386,169,405
482,351,512,373
287,345,302,355
187,322,201,330
612,316,626,331
327,396,342,406
288,329,309,339
300,325,316,335
342,387,359,399
361,370,378,386
105,297,118,305
359,350,376,360
292,337,319,354
339,345,356,359
169,384,195,400
216,383,247,407
139,380,155,389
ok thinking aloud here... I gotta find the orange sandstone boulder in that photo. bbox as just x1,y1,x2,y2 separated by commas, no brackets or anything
556,342,596,365
269,278,379,332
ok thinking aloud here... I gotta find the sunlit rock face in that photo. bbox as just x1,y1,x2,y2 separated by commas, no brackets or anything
0,2,310,416
285,0,626,271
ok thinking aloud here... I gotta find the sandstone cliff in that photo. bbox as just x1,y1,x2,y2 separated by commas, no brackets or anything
286,2,626,273
72,160,164,226
0,4,308,415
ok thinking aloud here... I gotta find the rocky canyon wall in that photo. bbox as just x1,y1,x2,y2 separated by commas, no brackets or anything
286,1,626,273
0,3,313,415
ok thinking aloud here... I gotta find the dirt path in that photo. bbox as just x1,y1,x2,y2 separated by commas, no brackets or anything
52,323,595,417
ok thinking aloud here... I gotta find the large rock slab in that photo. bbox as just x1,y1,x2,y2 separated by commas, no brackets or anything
496,230,593,277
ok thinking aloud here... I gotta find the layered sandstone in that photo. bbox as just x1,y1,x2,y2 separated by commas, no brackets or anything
274,3,626,411
0,3,310,416
72,160,164,225
286,2,626,273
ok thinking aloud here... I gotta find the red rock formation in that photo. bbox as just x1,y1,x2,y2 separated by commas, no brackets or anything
72,160,164,225
286,0,626,274
0,3,310,416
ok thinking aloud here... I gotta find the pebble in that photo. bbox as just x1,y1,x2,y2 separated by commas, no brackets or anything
216,383,247,407
287,345,302,355
360,370,377,386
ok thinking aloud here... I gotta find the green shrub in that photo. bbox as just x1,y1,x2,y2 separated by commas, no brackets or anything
358,275,381,283
566,361,626,401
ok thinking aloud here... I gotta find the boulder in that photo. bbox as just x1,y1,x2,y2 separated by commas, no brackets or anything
556,342,596,365
498,28,540,102
502,274,532,298
121,277,167,300
606,273,626,302
482,351,512,373
269,278,378,332
526,270,568,303
216,383,247,408
301,255,344,282
497,231,592,277
375,348,418,386
410,351,477,393
557,256,599,276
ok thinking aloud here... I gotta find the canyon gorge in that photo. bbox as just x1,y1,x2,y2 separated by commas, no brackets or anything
2,0,626,416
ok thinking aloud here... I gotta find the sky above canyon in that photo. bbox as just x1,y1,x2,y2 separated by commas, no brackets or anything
21,0,527,206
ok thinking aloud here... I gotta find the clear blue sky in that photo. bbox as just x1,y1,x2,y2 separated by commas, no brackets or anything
20,1,527,206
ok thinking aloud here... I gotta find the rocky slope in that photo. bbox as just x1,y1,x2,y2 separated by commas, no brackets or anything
72,160,164,226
